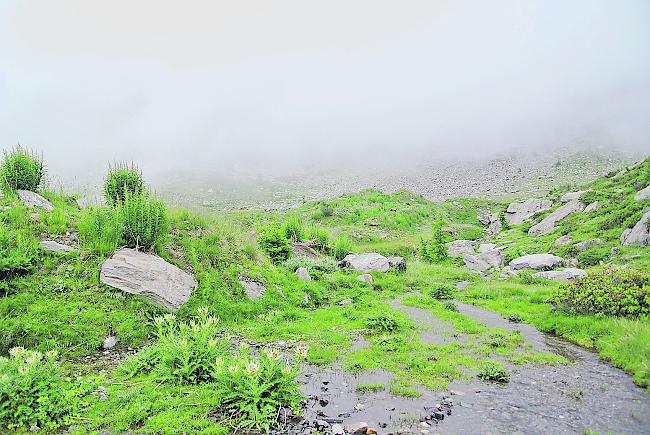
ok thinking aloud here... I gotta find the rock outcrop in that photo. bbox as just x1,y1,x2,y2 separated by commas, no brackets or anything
464,246,505,272
560,191,587,202
239,278,266,299
573,239,602,252
621,209,650,246
100,248,197,310
510,253,564,271
528,201,584,237
446,240,478,257
339,253,390,272
635,185,650,201
17,190,54,211
505,199,553,225
39,240,78,254
553,235,573,247
295,267,311,282
532,268,587,281
583,202,600,213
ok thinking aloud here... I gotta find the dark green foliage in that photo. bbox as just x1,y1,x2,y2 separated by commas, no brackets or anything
118,190,169,251
78,207,122,256
426,282,455,299
443,301,458,311
103,163,144,206
550,268,650,317
332,235,353,260
577,247,609,267
477,360,510,382
506,313,523,323
258,224,292,263
282,216,304,242
307,225,330,253
0,225,37,286
365,313,400,333
0,147,45,192
499,211,510,230
420,216,448,263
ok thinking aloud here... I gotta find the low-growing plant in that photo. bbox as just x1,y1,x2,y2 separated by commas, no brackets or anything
426,282,455,299
78,207,122,256
577,247,609,267
420,216,448,263
307,225,330,253
365,313,401,333
282,216,304,242
443,301,458,311
283,256,339,274
549,268,650,317
477,360,510,382
356,383,384,392
506,313,523,323
258,224,292,263
118,190,169,251
0,147,45,192
0,226,37,291
103,163,144,206
332,235,353,260
375,335,405,351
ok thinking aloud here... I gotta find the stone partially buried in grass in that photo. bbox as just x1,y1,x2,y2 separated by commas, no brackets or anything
100,248,197,310
17,190,54,211
339,253,390,272
38,240,78,254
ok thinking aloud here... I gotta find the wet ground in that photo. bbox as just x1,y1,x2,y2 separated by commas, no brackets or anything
298,295,650,434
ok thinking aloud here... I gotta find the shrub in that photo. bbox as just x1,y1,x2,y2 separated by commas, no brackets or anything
506,313,523,323
78,207,122,256
0,348,92,430
0,226,37,287
258,224,292,263
550,268,649,317
356,383,384,392
443,301,458,311
118,190,169,251
420,216,448,263
577,247,609,267
0,147,45,192
282,216,304,242
365,313,400,333
103,163,144,206
332,235,353,261
426,282,455,300
307,226,330,253
477,360,510,383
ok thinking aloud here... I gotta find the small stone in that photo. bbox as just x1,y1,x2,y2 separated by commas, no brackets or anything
433,411,445,420
354,403,365,411
338,298,353,306
97,386,106,393
30,425,40,432
344,422,368,434
102,336,117,350
420,421,431,427
357,274,373,285
455,281,470,290
378,422,388,429
295,267,311,282
367,429,378,435
331,424,345,435
99,393,108,401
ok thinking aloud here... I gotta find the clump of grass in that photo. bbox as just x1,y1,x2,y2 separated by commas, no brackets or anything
426,282,455,300
332,235,353,260
443,301,458,311
306,225,330,253
283,256,339,274
477,360,510,383
420,216,448,263
282,216,304,242
118,190,169,251
258,224,292,263
356,383,384,392
0,225,38,293
78,207,123,256
365,313,401,333
103,163,144,206
506,313,523,323
0,147,45,192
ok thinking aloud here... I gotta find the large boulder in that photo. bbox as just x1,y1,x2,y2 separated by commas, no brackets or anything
464,247,505,272
532,268,587,282
17,190,54,211
446,240,478,257
528,201,584,237
505,199,553,225
510,253,564,271
339,253,389,272
621,209,650,246
635,185,650,201
100,248,197,310
39,240,78,254
293,242,321,258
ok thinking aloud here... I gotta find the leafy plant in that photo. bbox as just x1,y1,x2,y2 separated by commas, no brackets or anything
282,216,304,242
506,313,523,323
332,235,353,261
118,190,169,251
426,282,455,299
420,216,448,263
443,301,458,311
103,163,144,206
356,383,384,392
283,256,339,274
258,224,292,263
477,360,510,383
0,147,45,192
550,268,649,317
307,225,330,253
0,225,37,292
365,313,400,333
78,207,122,256
577,247,609,267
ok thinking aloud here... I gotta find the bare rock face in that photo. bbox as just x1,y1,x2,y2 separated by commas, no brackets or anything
505,199,553,225
553,235,573,247
528,201,584,237
560,191,588,202
17,190,54,211
621,209,650,246
295,267,311,282
293,242,321,258
583,201,600,213
39,240,78,254
635,185,650,201
532,268,587,282
510,253,565,271
446,240,478,257
339,253,390,273
239,278,266,299
100,248,197,310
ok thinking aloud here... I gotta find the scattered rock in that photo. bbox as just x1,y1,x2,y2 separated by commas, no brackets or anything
456,281,470,290
338,298,353,306
331,423,345,435
339,253,389,272
344,422,368,435
464,246,505,272
532,268,587,281
38,240,78,254
553,235,573,247
30,425,40,432
17,190,54,211
446,240,478,257
635,185,650,201
239,278,266,300
295,267,312,281
583,201,600,213
102,336,117,350
293,242,321,258
573,238,602,252
387,256,406,271
510,253,565,271
505,199,553,225
621,209,650,246
500,266,519,278
100,248,197,310
357,274,373,285
560,191,588,202
528,200,584,237
463,254,491,272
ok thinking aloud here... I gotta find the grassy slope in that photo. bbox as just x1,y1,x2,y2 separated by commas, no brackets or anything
0,158,649,432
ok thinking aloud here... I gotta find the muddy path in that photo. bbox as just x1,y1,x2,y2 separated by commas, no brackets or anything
298,295,650,434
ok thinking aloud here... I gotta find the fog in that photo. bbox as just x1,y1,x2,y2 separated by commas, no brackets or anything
1,0,649,186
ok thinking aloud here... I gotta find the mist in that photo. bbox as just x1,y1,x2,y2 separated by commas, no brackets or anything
1,0,649,187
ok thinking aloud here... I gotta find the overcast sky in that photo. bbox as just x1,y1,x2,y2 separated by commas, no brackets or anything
1,0,649,181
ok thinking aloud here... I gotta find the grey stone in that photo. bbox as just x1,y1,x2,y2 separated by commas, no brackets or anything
387,256,406,271
293,242,321,258
239,279,266,299
17,190,54,211
553,235,573,247
331,424,345,435
463,254,491,272
339,253,389,272
510,253,565,271
487,218,502,236
338,298,353,306
39,240,77,254
528,201,584,237
446,240,478,257
560,191,587,202
456,281,470,290
573,239,602,252
344,422,368,435
500,266,519,278
532,268,587,282
583,201,600,213
621,209,650,246
102,336,117,349
100,248,197,310
635,185,650,201
505,199,553,225
357,274,373,285
295,267,311,282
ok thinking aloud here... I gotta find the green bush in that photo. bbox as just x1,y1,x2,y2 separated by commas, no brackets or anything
332,235,353,261
506,313,523,323
307,226,330,253
282,216,304,242
365,313,400,333
577,247,609,267
443,301,458,311
78,207,122,256
426,282,455,299
0,147,45,192
0,225,37,287
0,348,92,430
550,268,650,317
103,163,144,206
118,190,169,251
477,360,510,383
258,224,292,263
420,216,448,263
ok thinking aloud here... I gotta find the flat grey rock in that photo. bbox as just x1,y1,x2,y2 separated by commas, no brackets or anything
39,240,78,254
446,240,478,257
636,185,650,201
560,191,587,202
339,253,390,272
528,200,584,237
621,209,650,246
100,248,196,310
510,253,565,271
505,199,553,225
239,278,266,299
583,201,600,213
295,267,311,281
533,268,587,282
293,242,321,258
17,190,54,211
553,235,573,247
